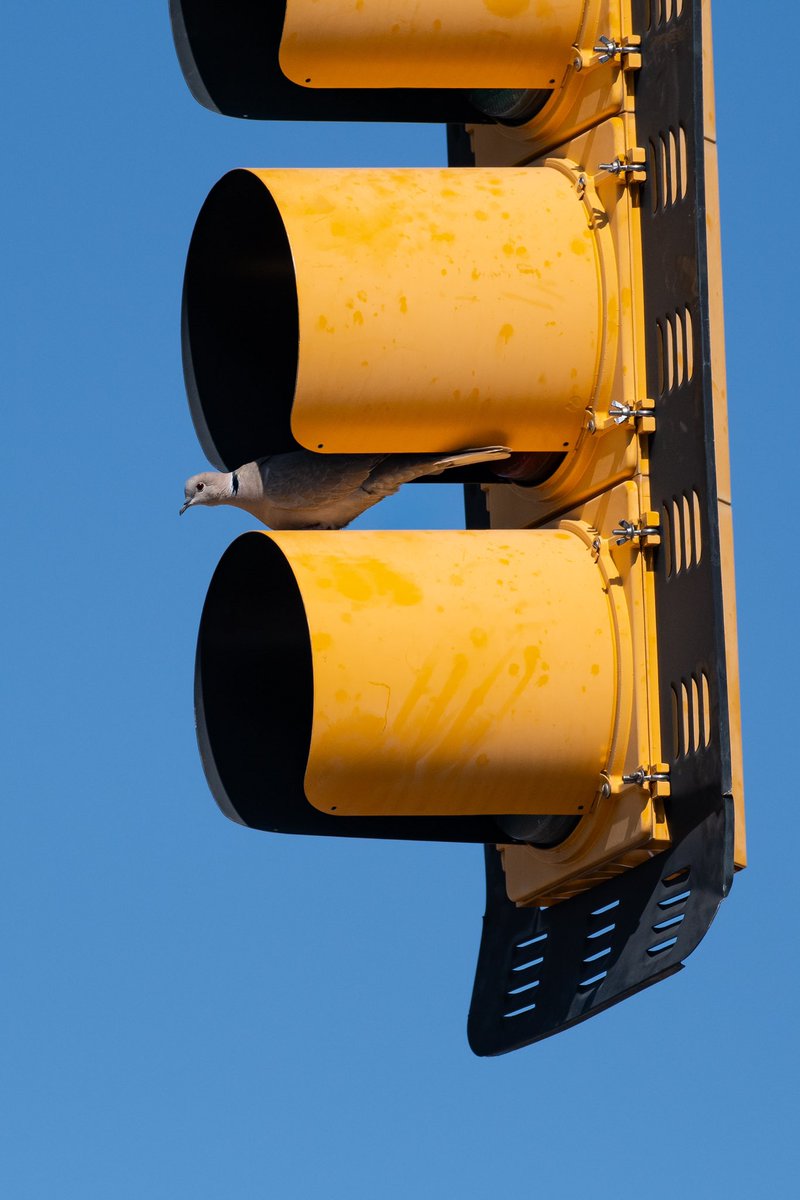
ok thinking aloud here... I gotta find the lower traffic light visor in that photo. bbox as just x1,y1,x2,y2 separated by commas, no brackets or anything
182,166,617,470
196,528,628,824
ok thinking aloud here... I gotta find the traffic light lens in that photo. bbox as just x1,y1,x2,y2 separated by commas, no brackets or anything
496,814,581,847
467,89,550,126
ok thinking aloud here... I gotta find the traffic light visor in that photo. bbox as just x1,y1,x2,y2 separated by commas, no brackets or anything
196,528,628,824
183,166,618,469
170,1,594,120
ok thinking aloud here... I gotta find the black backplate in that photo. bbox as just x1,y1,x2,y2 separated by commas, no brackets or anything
463,0,739,1055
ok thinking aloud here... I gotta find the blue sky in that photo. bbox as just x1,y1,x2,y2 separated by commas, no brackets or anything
2,3,796,1196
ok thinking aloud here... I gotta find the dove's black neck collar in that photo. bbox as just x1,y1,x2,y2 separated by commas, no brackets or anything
230,470,240,496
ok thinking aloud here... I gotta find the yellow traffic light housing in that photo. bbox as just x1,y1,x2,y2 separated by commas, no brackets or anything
176,0,744,1055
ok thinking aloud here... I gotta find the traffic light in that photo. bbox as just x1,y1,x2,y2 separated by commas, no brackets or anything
174,0,744,1055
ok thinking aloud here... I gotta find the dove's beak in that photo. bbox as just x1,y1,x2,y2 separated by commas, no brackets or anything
179,499,192,515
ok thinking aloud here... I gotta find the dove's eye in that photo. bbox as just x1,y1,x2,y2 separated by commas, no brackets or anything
196,482,205,492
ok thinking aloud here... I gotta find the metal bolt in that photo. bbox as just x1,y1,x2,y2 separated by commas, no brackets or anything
622,767,670,787
599,157,647,178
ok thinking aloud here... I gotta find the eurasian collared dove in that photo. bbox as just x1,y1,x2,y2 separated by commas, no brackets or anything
180,447,510,530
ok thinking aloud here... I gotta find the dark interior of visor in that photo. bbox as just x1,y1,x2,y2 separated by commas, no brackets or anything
196,534,313,827
170,0,548,123
182,170,300,471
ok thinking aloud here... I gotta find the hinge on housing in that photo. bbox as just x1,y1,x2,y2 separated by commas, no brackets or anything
612,512,661,547
608,399,656,433
598,150,648,185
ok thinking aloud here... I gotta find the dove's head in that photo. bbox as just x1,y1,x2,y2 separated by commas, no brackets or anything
180,471,232,514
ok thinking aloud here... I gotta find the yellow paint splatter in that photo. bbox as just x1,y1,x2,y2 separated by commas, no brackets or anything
326,560,422,607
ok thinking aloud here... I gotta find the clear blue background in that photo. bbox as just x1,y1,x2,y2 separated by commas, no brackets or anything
3,3,794,1196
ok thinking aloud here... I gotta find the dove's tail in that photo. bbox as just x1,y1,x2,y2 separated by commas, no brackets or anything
427,446,512,473
363,446,513,498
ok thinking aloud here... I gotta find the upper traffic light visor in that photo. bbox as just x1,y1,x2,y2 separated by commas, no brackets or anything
182,166,618,470
170,0,591,121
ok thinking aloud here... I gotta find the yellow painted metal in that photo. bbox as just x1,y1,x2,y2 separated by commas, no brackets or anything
482,117,648,513
279,0,589,89
260,528,630,819
498,484,670,906
468,0,632,163
465,98,683,903
248,165,618,453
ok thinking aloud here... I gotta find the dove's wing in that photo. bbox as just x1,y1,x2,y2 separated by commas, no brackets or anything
258,452,386,510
